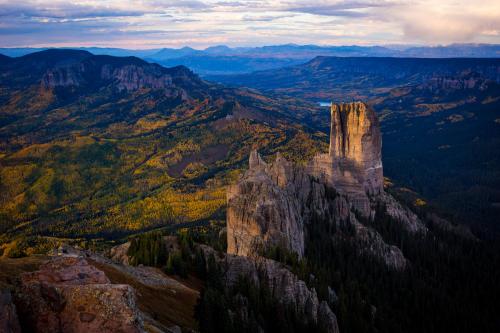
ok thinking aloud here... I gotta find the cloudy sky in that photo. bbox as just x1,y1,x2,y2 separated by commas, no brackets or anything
0,0,499,48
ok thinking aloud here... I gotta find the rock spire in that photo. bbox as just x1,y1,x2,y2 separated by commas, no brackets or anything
227,101,424,263
309,102,383,216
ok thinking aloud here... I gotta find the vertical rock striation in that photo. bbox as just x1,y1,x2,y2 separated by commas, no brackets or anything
227,101,424,265
329,102,383,196
225,100,427,332
227,151,305,258
309,102,383,217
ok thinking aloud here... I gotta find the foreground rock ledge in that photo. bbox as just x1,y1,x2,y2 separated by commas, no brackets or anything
14,256,146,333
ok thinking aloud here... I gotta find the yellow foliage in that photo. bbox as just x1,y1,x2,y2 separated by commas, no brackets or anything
182,162,208,179
415,198,427,206
113,186,226,231
135,116,168,132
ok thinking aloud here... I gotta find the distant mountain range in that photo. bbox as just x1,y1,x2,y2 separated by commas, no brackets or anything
211,56,500,100
1,43,499,75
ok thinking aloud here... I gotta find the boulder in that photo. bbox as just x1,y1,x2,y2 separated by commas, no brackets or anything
15,257,145,333
110,242,131,265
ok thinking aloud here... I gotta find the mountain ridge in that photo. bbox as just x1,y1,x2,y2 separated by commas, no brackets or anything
2,44,499,76
0,49,326,241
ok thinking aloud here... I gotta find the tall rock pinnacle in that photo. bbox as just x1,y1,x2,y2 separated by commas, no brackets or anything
227,101,387,258
308,102,383,216
329,102,383,196
226,100,424,269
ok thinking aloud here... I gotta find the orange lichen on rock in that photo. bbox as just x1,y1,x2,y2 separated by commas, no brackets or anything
15,257,145,333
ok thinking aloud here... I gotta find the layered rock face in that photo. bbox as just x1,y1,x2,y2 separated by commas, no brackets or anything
14,257,145,333
224,101,428,331
40,55,202,97
330,102,383,196
227,101,424,268
309,102,383,216
227,151,305,258
100,64,174,92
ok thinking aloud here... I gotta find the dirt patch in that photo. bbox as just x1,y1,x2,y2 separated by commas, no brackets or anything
168,143,229,178
90,259,200,331
0,256,48,289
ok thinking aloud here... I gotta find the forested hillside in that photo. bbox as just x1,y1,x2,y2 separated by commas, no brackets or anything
0,50,327,242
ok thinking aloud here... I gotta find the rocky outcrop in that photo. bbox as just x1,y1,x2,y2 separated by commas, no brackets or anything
423,73,490,91
14,257,145,333
329,102,384,197
227,151,305,258
110,242,131,265
100,64,174,92
0,290,21,333
318,301,340,333
351,217,406,270
223,101,432,332
380,193,427,233
227,101,425,269
309,102,383,217
200,245,339,333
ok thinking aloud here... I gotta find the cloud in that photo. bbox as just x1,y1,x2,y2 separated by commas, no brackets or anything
0,2,152,19
285,0,395,16
242,14,295,22
0,0,499,48
0,0,212,20
383,1,500,43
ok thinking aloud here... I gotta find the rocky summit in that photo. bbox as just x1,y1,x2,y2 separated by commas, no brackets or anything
227,102,425,267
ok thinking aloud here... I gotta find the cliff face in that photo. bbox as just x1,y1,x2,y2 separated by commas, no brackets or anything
309,102,383,217
329,102,383,197
36,52,203,97
227,151,305,258
227,102,424,267
42,62,182,93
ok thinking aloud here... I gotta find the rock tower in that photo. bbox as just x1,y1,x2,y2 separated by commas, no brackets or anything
227,101,423,266
309,102,383,216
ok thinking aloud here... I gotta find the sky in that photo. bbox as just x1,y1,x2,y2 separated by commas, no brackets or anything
0,0,499,49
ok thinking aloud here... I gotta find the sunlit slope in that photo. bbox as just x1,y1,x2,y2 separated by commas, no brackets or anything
0,50,327,240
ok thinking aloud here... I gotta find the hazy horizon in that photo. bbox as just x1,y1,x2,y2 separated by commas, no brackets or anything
0,1,499,49
1,42,500,52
